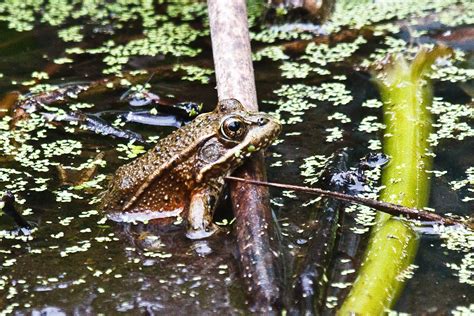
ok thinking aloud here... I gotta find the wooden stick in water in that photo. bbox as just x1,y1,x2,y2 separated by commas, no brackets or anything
225,176,468,228
208,0,285,312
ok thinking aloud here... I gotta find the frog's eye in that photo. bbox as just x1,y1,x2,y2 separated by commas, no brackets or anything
220,116,247,141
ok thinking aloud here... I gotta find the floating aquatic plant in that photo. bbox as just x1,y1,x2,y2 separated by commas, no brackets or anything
0,1,472,313
172,64,214,84
272,82,352,124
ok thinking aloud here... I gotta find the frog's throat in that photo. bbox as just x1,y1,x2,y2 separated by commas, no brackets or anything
121,133,216,212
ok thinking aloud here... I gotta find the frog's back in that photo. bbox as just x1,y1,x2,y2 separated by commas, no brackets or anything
101,112,219,213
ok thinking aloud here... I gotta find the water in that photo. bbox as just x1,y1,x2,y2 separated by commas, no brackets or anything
0,1,472,314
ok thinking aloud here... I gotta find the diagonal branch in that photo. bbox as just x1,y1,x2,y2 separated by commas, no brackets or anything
225,176,470,229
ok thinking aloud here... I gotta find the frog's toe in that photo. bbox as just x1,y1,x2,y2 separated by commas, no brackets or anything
185,223,219,240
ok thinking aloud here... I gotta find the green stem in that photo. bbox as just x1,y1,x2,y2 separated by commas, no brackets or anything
338,46,452,315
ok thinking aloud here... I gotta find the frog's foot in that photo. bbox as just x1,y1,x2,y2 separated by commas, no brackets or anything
186,186,220,240
186,222,219,240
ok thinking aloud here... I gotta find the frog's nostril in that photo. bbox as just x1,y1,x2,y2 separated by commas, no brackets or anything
257,117,268,126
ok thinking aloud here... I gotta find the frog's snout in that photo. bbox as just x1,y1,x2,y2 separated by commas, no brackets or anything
258,114,281,140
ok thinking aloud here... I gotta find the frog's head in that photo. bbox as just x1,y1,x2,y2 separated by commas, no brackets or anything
196,99,281,182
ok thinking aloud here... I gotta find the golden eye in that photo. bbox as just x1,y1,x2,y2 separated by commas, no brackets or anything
220,116,247,141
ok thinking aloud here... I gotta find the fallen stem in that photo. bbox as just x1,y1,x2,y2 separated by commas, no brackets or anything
225,176,469,228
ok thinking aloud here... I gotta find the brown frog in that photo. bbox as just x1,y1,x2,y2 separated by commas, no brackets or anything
101,99,281,239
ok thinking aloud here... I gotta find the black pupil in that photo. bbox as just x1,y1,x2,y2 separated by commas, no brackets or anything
227,120,241,132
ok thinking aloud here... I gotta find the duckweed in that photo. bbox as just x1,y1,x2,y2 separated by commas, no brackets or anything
173,64,214,84
0,0,471,313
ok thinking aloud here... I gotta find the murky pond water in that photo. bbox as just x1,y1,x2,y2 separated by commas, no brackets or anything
0,0,473,314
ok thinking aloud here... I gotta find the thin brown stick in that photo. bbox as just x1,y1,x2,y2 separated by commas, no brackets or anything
225,176,469,228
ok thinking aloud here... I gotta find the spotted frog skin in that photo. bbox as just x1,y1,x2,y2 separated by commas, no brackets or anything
101,99,281,239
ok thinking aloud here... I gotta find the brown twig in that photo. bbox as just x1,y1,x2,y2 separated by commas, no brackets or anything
0,91,20,118
266,0,335,24
281,27,374,55
225,176,470,228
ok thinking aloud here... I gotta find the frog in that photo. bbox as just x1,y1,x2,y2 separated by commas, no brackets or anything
101,99,281,239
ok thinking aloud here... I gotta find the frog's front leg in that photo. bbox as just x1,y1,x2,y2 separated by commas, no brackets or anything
185,183,221,240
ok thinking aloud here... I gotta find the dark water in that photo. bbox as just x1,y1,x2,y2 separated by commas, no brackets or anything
0,1,473,314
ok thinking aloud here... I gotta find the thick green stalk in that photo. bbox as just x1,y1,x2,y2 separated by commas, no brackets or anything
339,46,452,315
